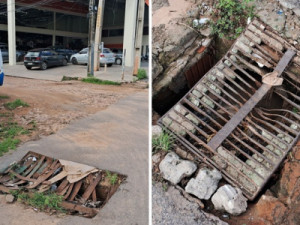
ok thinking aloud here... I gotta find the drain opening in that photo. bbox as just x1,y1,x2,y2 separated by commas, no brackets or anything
0,151,126,217
158,19,300,200
153,47,216,115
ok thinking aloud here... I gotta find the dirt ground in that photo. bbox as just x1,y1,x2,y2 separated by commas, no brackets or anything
0,76,145,145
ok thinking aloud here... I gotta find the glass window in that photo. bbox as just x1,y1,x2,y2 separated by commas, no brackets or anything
0,3,7,25
15,7,54,29
42,51,52,56
56,13,88,33
26,52,40,57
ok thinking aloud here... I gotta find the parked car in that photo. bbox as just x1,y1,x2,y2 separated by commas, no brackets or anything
70,47,115,66
47,46,77,62
111,48,123,65
0,43,26,62
23,48,68,70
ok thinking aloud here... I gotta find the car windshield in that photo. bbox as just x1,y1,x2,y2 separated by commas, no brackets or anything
26,52,40,57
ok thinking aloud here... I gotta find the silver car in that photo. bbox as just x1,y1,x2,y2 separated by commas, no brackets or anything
70,47,115,67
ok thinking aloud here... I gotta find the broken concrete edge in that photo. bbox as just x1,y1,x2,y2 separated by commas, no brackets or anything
212,184,248,216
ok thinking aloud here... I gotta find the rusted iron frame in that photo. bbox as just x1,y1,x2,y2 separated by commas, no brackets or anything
279,88,300,102
182,98,225,130
166,116,260,188
188,93,277,166
222,138,271,174
201,82,240,112
250,42,279,64
172,109,210,139
260,110,300,135
246,41,278,66
158,19,300,201
216,67,253,97
235,44,273,68
219,144,266,181
261,108,300,126
246,118,287,155
204,78,244,107
274,91,300,111
179,103,217,133
188,92,233,122
249,23,284,52
231,53,265,76
223,57,260,89
229,132,276,166
234,126,280,161
283,74,300,92
249,114,289,150
214,74,248,103
207,84,271,150
257,109,298,136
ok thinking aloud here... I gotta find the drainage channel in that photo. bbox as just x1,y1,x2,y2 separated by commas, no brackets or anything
159,19,300,200
0,151,126,217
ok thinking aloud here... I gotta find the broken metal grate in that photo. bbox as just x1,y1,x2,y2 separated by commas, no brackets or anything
0,151,126,217
159,19,300,200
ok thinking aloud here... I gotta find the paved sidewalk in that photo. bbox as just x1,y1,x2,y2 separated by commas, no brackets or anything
0,90,149,225
3,62,149,82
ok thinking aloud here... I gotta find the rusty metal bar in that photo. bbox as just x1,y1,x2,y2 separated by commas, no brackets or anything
207,84,271,150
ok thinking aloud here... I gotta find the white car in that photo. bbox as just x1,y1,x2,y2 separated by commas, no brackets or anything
70,47,115,66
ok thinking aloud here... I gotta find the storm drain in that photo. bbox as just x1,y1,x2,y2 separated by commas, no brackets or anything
0,151,126,217
159,19,300,200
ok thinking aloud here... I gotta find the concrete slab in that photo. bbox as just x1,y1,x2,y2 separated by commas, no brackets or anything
0,90,149,225
2,62,149,83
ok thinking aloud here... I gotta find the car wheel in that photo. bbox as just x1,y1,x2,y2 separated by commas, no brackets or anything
108,63,113,67
40,62,48,70
71,57,78,65
62,59,68,66
116,58,122,65
25,66,32,70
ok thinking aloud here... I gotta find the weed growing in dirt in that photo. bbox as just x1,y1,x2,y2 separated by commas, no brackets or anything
0,95,9,99
61,76,79,81
137,69,148,80
0,138,20,156
0,122,28,156
4,99,29,110
106,171,118,185
152,131,175,153
211,0,255,39
11,190,64,212
82,77,121,85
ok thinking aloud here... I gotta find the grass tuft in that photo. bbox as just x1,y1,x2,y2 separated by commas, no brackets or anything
0,122,28,156
106,170,118,185
4,99,29,110
11,190,64,212
82,77,121,85
152,130,175,153
0,95,9,99
61,76,79,81
0,138,20,156
137,69,148,80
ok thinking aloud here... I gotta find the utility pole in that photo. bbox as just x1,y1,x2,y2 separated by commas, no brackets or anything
88,0,96,76
133,0,145,76
94,0,105,71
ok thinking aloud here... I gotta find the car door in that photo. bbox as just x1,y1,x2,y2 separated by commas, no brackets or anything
50,50,60,65
77,49,88,64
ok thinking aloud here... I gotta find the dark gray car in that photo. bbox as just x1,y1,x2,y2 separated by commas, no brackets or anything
24,48,68,70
